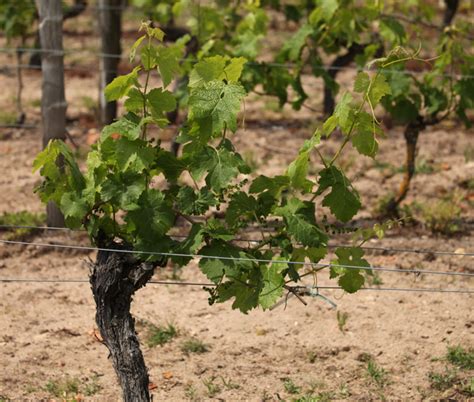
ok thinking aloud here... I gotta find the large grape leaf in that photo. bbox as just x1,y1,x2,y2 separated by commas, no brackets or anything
317,166,361,222
189,80,246,134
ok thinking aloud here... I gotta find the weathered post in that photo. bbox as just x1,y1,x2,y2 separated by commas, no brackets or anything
35,0,67,227
98,0,123,125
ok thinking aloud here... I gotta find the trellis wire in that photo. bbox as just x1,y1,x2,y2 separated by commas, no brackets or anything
0,276,472,294
1,223,473,257
2,52,474,80
0,238,473,278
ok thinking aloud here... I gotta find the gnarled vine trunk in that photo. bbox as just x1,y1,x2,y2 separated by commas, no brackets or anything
90,245,157,402
385,117,426,217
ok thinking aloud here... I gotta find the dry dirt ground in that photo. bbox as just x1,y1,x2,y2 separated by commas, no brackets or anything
1,12,474,402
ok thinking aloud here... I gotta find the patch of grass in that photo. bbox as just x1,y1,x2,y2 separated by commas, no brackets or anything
184,384,198,400
0,110,17,125
464,145,474,163
44,377,80,399
366,359,389,388
337,311,349,333
282,377,301,395
428,367,458,391
81,96,98,114
413,195,462,235
338,383,351,398
0,211,46,240
367,271,383,286
461,377,474,397
446,345,474,370
29,98,41,108
220,376,240,390
307,351,318,364
202,376,221,397
83,374,102,396
243,150,260,172
146,323,178,347
181,337,209,354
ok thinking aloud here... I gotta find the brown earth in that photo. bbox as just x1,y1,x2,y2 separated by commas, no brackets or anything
0,10,473,402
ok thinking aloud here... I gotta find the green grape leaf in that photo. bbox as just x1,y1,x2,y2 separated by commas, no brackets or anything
380,17,406,44
199,241,254,283
249,175,289,197
330,247,368,293
189,56,227,87
259,260,285,310
351,111,381,157
280,23,313,61
226,192,258,226
368,74,391,106
155,149,185,182
287,151,313,193
176,186,218,215
101,117,141,141
101,175,146,211
223,57,247,82
104,66,141,101
60,191,89,220
125,189,174,239
333,92,353,133
115,138,155,173
124,88,144,113
317,166,361,222
218,280,260,313
147,88,177,119
189,80,246,134
275,198,328,247
171,223,204,266
156,42,186,88
354,72,370,93
129,34,146,62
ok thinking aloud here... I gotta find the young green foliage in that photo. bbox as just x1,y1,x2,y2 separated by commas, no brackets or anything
34,23,401,313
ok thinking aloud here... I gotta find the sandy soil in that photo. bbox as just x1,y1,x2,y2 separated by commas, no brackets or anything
0,10,473,402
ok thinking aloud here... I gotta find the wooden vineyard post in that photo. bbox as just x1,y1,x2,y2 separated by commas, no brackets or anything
35,0,66,227
98,0,123,125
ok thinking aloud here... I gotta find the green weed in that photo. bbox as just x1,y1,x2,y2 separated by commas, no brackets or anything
220,376,240,390
461,377,474,397
184,383,198,400
243,150,260,172
146,323,178,347
83,374,102,396
81,96,98,114
428,367,458,391
181,338,209,354
414,195,462,235
282,377,301,394
366,359,389,388
0,111,17,125
0,211,45,240
464,145,474,163
446,345,474,370
337,311,349,333
44,377,80,398
202,376,221,397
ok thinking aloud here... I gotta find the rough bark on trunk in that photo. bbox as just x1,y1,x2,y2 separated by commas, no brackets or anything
385,117,425,217
98,0,122,125
90,244,158,401
36,0,66,228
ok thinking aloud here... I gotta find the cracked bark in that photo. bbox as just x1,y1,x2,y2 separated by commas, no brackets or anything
90,243,159,402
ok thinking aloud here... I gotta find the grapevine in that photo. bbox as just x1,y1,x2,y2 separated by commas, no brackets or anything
31,20,424,398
